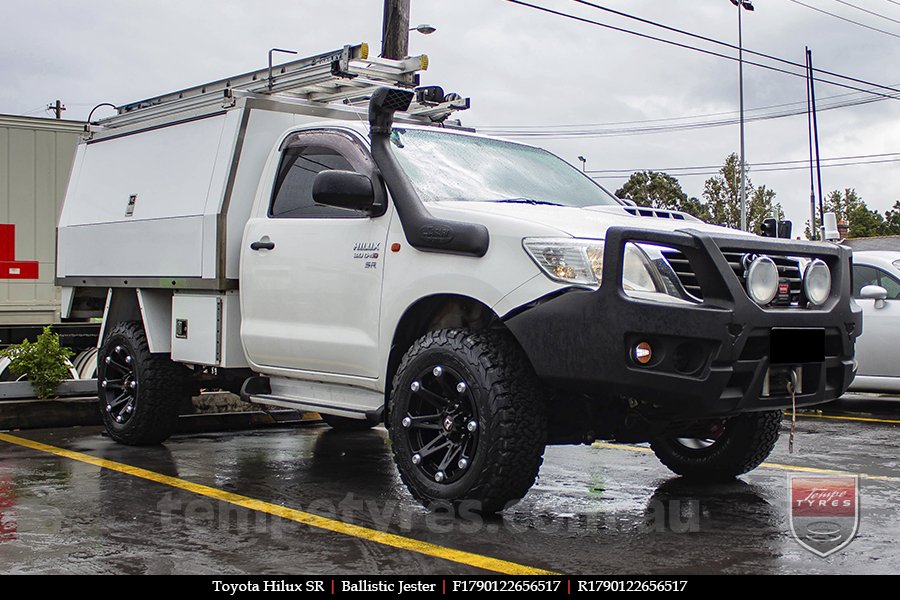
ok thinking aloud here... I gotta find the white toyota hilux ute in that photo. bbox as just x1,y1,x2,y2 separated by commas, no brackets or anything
57,50,860,514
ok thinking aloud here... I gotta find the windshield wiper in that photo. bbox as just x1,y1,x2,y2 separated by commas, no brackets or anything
488,198,564,207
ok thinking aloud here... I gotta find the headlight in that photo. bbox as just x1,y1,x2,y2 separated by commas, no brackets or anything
523,238,663,293
745,256,779,305
803,259,831,306
523,238,604,286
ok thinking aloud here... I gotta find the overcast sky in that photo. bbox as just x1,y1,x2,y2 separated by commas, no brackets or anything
3,0,899,231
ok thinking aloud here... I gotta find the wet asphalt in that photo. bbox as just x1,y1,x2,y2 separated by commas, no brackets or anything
0,396,897,575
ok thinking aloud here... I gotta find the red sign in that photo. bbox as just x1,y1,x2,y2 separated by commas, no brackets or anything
0,224,39,279
789,475,859,557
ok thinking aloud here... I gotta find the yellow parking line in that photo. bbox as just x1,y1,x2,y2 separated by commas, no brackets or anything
591,441,900,483
785,412,900,425
0,432,554,575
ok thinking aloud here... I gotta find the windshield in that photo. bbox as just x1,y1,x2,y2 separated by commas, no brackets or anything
390,128,621,207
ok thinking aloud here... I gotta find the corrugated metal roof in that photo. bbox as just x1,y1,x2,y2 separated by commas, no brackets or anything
0,114,84,134
843,236,900,252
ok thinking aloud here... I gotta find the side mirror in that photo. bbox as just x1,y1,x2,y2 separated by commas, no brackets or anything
312,170,375,212
860,284,888,308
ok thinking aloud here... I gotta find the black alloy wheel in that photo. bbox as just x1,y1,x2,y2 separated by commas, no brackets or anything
101,343,138,425
401,362,480,485
389,329,547,514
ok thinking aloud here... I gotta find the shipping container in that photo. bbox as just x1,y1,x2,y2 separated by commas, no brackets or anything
0,114,99,364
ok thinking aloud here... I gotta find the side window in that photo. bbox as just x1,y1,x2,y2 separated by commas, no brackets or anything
852,265,880,297
877,269,900,299
853,264,900,299
269,132,380,219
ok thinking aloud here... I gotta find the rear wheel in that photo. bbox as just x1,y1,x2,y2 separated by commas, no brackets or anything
98,321,189,445
388,329,547,514
651,410,782,480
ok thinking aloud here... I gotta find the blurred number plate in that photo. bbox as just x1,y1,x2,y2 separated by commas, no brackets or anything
770,328,825,364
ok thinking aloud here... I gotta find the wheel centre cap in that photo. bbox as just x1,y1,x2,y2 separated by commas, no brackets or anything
442,416,455,432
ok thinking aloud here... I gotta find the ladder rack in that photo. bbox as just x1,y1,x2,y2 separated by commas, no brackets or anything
97,43,469,130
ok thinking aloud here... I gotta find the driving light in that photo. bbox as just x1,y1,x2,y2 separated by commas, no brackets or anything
745,256,779,305
623,243,662,293
523,239,604,287
803,259,831,306
634,342,653,364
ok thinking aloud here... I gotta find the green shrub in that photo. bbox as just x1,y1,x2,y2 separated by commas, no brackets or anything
1,326,73,399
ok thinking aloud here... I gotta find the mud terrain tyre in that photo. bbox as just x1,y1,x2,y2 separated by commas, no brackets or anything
651,410,782,480
98,321,189,446
388,329,547,514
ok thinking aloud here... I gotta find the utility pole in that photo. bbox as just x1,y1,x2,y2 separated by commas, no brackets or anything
48,99,66,119
807,48,825,241
730,0,754,231
805,47,817,240
382,0,411,59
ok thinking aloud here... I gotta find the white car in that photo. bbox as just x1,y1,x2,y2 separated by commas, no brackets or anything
53,47,862,512
849,251,900,392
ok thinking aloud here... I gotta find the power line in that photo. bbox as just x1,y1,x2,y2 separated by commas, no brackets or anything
566,0,900,95
503,0,900,101
20,105,50,116
587,152,900,173
788,0,900,39
477,90,892,138
480,82,899,131
588,155,900,179
833,0,900,26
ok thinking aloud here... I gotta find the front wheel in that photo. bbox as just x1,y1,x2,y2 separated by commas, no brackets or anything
651,410,782,480
98,321,189,446
388,329,547,515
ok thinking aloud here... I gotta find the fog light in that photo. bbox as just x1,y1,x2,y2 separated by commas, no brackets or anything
634,342,653,364
746,256,779,305
803,259,831,306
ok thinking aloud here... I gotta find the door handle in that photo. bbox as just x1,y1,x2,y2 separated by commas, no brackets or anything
250,240,275,251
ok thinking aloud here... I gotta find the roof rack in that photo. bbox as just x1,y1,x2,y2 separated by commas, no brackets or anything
96,43,469,129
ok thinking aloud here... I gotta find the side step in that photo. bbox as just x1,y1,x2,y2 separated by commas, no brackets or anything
240,376,383,422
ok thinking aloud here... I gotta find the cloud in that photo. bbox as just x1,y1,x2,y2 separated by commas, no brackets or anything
3,0,898,223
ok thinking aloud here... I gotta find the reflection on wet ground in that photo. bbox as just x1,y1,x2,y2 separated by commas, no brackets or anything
0,400,897,574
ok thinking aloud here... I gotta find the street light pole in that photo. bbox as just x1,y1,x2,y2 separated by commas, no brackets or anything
731,0,754,231
578,156,587,172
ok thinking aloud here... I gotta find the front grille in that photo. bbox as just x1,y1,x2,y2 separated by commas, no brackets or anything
661,249,803,303
660,250,702,298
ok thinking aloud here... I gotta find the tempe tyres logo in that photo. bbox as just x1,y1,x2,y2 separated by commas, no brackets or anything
789,475,859,557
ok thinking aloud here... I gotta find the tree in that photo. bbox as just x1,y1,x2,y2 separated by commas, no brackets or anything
701,153,783,233
678,196,712,223
881,200,900,235
824,189,888,238
615,171,687,210
615,171,710,220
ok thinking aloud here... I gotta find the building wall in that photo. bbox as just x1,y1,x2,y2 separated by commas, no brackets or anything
0,115,82,324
